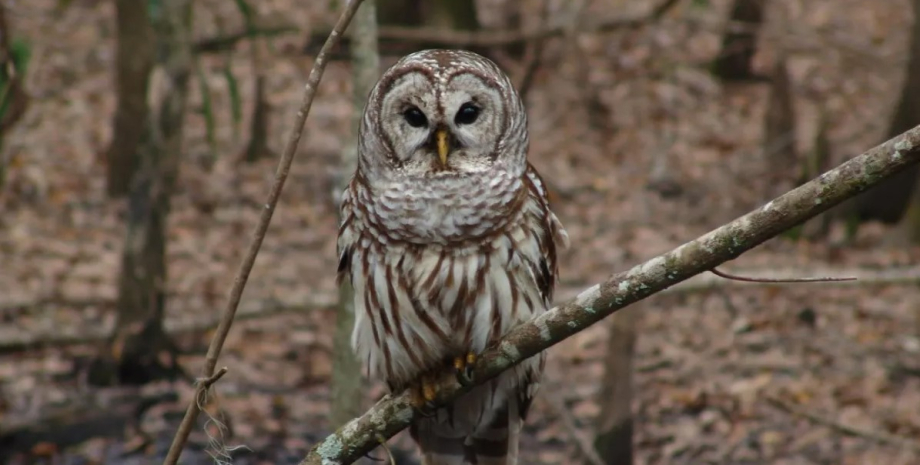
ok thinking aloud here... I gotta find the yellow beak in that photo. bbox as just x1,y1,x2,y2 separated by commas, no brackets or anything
436,128,449,166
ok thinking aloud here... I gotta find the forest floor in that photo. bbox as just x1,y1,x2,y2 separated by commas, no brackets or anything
2,0,920,464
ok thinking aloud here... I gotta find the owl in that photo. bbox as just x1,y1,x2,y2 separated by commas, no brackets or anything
337,49,568,465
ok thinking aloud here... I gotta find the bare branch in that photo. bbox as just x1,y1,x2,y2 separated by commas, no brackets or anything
709,267,857,283
303,125,920,464
197,366,229,389
160,1,365,464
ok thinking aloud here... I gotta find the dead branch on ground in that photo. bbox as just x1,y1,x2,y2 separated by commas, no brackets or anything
0,297,335,355
0,386,177,460
766,395,920,453
303,125,920,464
540,388,606,465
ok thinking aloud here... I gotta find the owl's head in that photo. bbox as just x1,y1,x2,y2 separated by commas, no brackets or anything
358,49,528,181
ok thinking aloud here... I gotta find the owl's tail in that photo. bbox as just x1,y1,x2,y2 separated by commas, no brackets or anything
410,424,470,465
411,401,522,465
468,401,522,465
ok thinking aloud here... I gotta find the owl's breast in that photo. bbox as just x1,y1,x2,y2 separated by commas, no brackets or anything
366,171,524,245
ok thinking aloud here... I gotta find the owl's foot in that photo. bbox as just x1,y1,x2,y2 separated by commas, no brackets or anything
409,373,438,417
453,352,478,386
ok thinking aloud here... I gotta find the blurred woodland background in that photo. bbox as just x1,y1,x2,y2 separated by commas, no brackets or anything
2,0,920,463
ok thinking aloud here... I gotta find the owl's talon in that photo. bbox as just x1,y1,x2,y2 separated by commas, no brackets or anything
410,374,439,417
454,352,478,386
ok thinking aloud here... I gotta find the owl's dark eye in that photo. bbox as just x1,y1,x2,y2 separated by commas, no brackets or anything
455,103,480,125
403,106,428,128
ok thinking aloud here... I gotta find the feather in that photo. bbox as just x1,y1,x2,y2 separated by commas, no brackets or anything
338,49,568,464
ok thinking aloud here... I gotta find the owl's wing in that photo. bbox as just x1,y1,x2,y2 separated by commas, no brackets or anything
523,162,570,305
336,184,357,286
510,163,568,429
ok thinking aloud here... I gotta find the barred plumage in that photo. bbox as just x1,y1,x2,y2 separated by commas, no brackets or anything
337,49,568,465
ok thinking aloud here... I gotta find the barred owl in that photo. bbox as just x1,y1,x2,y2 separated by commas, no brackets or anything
337,49,568,465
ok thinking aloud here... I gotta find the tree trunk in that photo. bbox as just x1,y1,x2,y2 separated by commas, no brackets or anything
376,0,423,27
419,0,479,31
376,0,481,54
592,306,639,465
243,22,272,164
243,74,270,162
330,0,379,427
712,0,765,81
0,2,29,137
762,57,797,200
96,0,193,386
0,1,30,191
855,0,920,225
376,0,479,29
105,0,155,198
305,0,481,58
796,108,834,240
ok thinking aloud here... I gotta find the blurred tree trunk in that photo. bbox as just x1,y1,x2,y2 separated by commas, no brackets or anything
243,42,271,163
419,0,479,31
591,306,639,465
243,74,270,162
0,2,29,138
762,57,796,200
855,0,920,226
377,0,478,30
796,108,833,239
331,0,379,427
376,0,423,27
94,0,192,386
376,0,481,55
0,1,30,190
305,1,481,58
712,0,765,81
105,0,155,197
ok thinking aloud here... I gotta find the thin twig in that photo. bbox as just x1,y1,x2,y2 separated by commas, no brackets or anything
375,435,395,465
541,390,605,465
710,267,857,283
197,366,228,389
160,1,364,464
765,395,920,453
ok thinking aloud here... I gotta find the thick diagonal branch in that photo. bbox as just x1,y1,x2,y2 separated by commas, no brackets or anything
303,126,920,465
